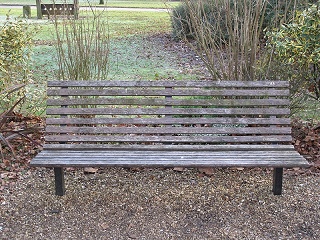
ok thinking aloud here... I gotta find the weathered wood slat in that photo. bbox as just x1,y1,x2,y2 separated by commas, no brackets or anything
42,144,296,151
47,89,289,97
47,80,289,88
31,150,309,168
46,107,290,116
46,126,292,135
47,98,290,107
45,135,292,143
46,117,291,126
34,151,303,159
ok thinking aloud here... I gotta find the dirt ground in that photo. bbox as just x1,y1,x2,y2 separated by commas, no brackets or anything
1,167,319,239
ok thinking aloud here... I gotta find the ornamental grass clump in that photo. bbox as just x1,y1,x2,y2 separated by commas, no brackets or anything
53,2,110,80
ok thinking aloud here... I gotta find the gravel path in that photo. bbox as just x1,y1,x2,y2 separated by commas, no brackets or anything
1,167,319,239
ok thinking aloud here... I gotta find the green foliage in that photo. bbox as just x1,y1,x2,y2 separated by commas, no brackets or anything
0,17,33,86
267,2,320,100
0,16,40,114
171,3,189,39
172,0,318,41
171,1,228,40
263,0,317,29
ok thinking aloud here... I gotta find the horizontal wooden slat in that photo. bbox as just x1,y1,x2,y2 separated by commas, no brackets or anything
46,117,291,126
45,135,292,143
47,98,290,107
45,126,292,135
42,144,296,151
47,89,289,97
47,80,289,88
46,107,290,116
30,150,309,168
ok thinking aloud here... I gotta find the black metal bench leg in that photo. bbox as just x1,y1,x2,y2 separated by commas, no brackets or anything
272,168,283,195
54,167,65,196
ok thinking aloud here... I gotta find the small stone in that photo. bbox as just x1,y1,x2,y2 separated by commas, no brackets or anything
198,167,215,176
173,167,185,172
128,232,138,239
84,167,99,174
50,209,60,214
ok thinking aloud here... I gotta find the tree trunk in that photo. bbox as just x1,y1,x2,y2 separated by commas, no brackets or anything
74,0,79,20
36,0,42,19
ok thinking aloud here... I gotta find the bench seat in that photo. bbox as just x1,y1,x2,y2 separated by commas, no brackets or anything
32,147,307,168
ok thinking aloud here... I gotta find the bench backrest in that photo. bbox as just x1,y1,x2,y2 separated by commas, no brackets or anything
41,3,75,16
45,80,292,150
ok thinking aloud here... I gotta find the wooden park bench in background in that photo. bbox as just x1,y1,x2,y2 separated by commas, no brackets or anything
40,3,76,19
36,0,79,19
30,80,310,196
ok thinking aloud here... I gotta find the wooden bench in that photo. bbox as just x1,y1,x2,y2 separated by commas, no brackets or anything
40,3,77,19
30,80,309,196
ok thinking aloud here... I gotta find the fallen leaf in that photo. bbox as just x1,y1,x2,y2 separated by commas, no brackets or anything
198,167,215,176
3,160,10,167
128,232,138,239
100,222,109,230
173,167,185,172
84,167,98,174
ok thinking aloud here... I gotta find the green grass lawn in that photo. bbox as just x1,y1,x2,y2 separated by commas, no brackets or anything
0,7,179,76
0,5,194,114
29,9,183,81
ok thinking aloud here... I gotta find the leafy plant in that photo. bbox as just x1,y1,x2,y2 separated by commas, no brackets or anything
263,0,318,29
266,2,320,100
171,2,222,40
0,14,41,114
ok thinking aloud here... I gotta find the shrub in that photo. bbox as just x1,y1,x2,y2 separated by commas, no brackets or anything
0,16,39,114
53,8,110,80
172,0,267,80
172,0,318,41
263,0,319,28
172,1,232,42
266,2,320,100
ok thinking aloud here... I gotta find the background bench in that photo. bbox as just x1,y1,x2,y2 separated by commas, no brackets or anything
30,80,309,196
39,3,78,19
